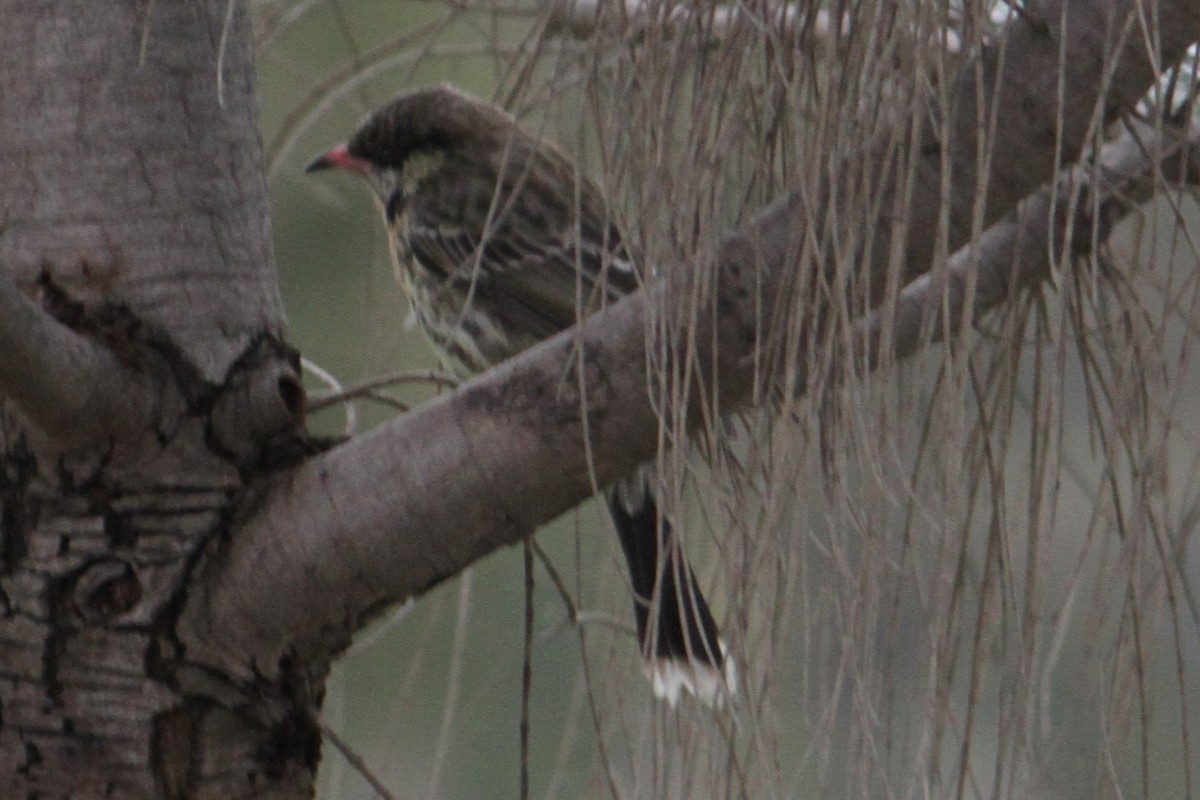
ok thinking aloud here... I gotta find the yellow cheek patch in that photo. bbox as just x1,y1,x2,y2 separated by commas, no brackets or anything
401,149,447,193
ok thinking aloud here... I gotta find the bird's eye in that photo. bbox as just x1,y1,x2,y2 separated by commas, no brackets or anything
385,190,404,221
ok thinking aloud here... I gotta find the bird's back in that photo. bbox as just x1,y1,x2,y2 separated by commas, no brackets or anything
391,113,637,376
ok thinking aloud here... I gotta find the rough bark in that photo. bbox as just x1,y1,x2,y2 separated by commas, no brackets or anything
0,1,306,798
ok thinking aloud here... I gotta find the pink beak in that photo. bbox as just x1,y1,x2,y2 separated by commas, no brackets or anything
306,143,374,176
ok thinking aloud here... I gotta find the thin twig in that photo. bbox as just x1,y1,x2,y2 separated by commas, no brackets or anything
520,536,534,800
307,368,458,413
301,356,356,434
529,539,578,623
318,720,399,800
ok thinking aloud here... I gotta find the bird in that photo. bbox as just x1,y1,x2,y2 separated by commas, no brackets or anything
307,84,735,705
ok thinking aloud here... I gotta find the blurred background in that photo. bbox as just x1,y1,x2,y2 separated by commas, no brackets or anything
252,2,1200,798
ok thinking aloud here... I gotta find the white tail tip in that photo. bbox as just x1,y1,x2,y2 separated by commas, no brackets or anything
646,643,738,708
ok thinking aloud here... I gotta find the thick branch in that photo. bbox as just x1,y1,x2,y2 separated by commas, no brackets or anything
872,0,1200,290
863,118,1200,368
180,118,1196,679
0,277,155,447
177,0,1200,678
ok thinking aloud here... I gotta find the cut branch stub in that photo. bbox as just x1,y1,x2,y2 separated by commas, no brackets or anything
209,338,307,471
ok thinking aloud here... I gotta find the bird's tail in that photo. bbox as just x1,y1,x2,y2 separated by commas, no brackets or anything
606,471,737,707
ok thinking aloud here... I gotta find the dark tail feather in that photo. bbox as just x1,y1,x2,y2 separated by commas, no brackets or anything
606,477,736,706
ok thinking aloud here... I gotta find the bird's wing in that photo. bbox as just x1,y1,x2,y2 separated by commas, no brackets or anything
408,154,640,339
484,223,639,332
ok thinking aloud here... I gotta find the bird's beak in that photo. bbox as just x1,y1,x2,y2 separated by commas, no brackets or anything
305,143,373,176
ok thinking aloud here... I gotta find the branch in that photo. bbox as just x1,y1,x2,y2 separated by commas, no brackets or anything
861,117,1200,369
0,277,155,448
176,0,1200,679
178,118,1196,681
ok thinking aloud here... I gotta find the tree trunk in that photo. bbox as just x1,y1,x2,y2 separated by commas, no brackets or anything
0,1,310,797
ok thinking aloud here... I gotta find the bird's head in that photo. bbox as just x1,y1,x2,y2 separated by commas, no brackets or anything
306,84,516,211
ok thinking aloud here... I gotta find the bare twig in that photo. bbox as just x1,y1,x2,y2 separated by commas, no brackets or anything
318,720,399,800
520,536,534,800
307,368,458,412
